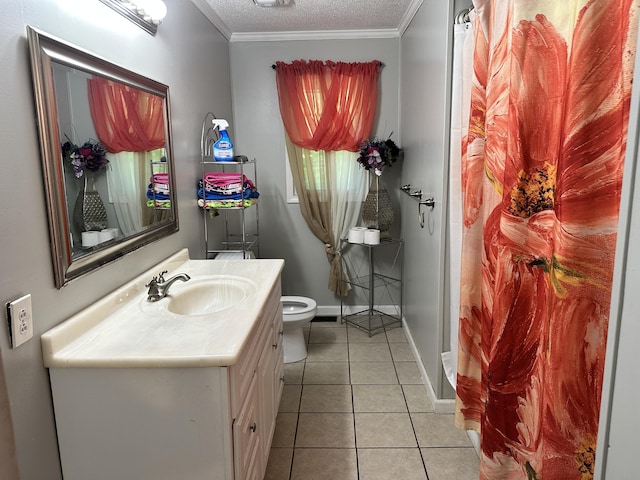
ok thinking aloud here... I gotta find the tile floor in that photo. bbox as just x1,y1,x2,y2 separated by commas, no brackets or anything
264,319,480,480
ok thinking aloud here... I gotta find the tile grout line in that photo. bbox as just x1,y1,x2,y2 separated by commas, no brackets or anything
279,327,478,478
396,338,432,480
287,342,309,480
280,322,442,480
345,321,362,480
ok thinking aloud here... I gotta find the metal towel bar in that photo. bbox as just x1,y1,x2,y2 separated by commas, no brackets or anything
400,184,435,229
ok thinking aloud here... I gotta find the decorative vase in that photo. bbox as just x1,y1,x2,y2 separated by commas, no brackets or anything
361,172,394,236
74,172,107,232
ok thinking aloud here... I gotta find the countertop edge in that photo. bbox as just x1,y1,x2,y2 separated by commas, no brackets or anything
45,355,238,369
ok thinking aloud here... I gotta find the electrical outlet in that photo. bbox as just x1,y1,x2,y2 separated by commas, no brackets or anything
6,294,33,348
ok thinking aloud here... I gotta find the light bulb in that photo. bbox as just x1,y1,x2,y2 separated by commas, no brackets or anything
146,0,167,23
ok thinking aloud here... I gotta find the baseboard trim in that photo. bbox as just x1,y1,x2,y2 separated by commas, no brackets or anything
316,305,342,318
401,318,481,455
401,318,455,414
318,304,400,318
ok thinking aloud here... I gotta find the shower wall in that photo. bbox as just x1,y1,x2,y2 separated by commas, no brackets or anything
400,0,456,400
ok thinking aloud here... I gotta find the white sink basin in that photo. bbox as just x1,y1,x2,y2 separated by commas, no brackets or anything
139,275,257,317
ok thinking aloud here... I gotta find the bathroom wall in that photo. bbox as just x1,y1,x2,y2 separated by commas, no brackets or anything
0,355,19,480
399,0,456,399
0,1,231,478
228,38,401,308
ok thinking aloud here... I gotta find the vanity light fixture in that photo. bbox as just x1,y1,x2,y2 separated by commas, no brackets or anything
253,0,291,6
99,0,168,35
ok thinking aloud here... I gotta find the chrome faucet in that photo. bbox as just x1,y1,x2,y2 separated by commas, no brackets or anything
145,270,191,302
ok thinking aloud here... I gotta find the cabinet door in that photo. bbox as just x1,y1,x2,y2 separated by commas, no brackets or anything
273,315,285,418
233,373,261,480
257,324,276,465
243,439,263,480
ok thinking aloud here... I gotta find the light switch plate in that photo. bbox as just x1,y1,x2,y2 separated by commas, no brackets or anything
6,294,33,348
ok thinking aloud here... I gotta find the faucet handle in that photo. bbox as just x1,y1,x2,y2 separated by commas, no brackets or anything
145,276,162,302
157,270,168,283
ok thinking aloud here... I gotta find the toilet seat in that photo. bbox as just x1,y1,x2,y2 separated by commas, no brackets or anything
281,296,317,323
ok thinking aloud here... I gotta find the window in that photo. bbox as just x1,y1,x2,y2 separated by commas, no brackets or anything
285,146,359,204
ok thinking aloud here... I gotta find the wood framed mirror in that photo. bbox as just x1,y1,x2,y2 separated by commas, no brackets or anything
27,26,179,288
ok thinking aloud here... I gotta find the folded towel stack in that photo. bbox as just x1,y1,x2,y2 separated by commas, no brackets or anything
197,172,259,202
205,172,255,189
148,173,171,202
197,198,254,209
147,199,171,209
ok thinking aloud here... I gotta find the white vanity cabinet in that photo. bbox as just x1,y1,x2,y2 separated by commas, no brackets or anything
230,284,284,480
42,251,285,480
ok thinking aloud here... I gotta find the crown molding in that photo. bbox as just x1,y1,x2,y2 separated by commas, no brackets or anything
190,0,232,40
399,0,424,35
229,28,400,43
190,0,421,42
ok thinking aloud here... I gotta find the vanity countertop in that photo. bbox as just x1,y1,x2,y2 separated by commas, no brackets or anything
41,249,284,368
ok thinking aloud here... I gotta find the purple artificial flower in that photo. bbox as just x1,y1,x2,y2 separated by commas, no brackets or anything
62,138,109,178
356,136,401,175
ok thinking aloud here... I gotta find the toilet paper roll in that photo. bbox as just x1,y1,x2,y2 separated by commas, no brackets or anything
98,229,115,243
364,229,380,245
348,227,367,243
81,231,100,248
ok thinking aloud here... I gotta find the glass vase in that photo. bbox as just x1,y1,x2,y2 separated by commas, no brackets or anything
361,172,394,236
74,172,108,232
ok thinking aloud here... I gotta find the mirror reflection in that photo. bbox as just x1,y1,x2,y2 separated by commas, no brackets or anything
28,26,179,288
53,64,171,256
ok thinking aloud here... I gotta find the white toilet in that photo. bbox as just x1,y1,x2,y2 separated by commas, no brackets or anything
281,296,318,363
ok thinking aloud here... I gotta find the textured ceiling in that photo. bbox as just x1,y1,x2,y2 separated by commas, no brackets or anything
190,0,421,41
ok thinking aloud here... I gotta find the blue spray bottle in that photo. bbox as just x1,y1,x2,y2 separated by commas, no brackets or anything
211,119,234,162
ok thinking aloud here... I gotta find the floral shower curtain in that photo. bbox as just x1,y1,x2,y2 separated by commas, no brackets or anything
455,0,639,478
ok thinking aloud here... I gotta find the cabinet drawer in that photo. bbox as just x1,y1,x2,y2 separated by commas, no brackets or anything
229,326,262,413
272,306,284,417
229,283,282,411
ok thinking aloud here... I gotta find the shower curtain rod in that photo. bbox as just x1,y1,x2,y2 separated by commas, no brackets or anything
454,6,474,24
